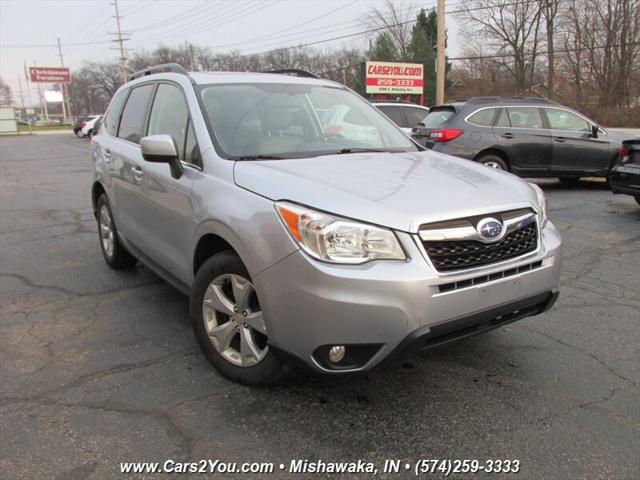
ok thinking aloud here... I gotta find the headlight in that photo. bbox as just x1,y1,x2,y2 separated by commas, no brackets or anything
275,202,406,264
529,183,548,228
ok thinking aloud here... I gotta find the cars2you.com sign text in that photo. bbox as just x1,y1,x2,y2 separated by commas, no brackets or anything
365,61,424,95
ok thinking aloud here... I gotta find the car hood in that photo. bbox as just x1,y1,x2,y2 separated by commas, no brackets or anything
234,151,539,232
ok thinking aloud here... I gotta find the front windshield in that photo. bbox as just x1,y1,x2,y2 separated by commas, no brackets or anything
199,83,418,159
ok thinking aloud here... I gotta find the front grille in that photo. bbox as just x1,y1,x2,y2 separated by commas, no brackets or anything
422,222,538,272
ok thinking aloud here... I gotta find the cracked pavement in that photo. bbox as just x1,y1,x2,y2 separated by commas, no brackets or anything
1,134,638,479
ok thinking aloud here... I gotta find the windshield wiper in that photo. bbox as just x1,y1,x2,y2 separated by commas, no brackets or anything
236,154,289,160
337,148,396,154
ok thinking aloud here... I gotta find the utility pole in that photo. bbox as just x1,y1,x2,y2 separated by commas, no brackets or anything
23,61,33,107
16,74,25,108
57,37,72,123
33,60,49,124
188,44,196,71
436,0,446,105
112,0,129,82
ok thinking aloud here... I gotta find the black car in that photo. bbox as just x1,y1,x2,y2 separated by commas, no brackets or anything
411,97,624,180
73,116,89,137
610,139,640,205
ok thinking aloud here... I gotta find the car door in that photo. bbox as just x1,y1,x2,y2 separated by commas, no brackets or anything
134,82,201,284
108,83,156,247
493,106,553,174
542,107,611,174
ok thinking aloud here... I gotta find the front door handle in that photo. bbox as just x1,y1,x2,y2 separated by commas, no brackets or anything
132,166,144,182
554,137,567,143
501,132,514,139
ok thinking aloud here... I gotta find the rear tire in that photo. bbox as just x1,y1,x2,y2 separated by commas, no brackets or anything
96,194,137,270
477,154,508,171
635,194,640,206
190,251,283,386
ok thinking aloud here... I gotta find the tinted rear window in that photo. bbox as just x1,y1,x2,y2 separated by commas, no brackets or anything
377,106,405,127
420,108,455,127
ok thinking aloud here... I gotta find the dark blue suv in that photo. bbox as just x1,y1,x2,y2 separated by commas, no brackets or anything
411,97,624,180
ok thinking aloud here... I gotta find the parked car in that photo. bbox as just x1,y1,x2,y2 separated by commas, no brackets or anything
80,115,102,138
73,116,90,136
90,117,103,138
92,64,561,385
609,138,640,205
369,99,430,135
411,97,624,180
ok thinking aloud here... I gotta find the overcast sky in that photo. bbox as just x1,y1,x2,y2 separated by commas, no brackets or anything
1,0,461,106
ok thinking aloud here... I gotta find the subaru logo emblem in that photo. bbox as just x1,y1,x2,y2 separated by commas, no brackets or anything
477,217,504,241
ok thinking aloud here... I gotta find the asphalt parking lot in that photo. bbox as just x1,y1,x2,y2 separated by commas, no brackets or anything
1,133,638,479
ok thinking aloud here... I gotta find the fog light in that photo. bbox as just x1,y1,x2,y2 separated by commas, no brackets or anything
328,345,346,363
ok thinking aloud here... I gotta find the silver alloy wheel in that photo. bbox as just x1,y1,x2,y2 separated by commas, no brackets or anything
99,204,114,259
202,273,268,367
484,160,504,170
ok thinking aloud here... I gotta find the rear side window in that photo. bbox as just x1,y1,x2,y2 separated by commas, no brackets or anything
118,84,155,144
148,83,189,161
420,108,455,127
404,107,429,128
377,106,405,127
104,89,128,135
506,107,544,129
467,108,497,126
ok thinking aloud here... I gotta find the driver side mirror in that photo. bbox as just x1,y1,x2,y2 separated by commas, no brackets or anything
591,124,599,138
140,134,184,179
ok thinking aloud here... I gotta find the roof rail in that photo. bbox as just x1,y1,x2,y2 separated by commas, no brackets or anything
467,95,558,105
129,63,191,81
265,69,317,78
467,96,503,103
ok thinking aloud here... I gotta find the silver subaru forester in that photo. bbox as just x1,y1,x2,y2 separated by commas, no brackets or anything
91,64,561,385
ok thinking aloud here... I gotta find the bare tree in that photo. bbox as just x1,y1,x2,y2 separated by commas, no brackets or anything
0,77,12,107
539,0,562,97
458,0,544,95
563,0,640,109
366,0,415,59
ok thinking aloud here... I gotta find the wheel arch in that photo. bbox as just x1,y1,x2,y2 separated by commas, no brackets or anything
91,181,106,216
193,232,238,276
474,148,512,170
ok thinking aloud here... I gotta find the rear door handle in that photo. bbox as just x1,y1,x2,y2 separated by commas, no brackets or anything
501,132,514,139
554,137,567,143
103,149,112,162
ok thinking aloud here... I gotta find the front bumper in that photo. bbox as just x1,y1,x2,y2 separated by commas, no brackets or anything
254,222,562,373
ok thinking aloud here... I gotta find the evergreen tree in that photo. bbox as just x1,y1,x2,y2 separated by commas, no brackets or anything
369,32,400,61
409,8,450,106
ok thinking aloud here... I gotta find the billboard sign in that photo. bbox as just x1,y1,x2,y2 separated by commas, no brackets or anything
44,90,64,103
29,67,71,84
365,61,423,95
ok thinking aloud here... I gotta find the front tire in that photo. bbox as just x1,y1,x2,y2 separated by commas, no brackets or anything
477,154,508,171
96,194,137,270
190,252,282,386
635,194,640,206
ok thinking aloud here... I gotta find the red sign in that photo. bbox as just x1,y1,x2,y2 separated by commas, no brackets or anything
365,61,424,95
29,67,71,84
